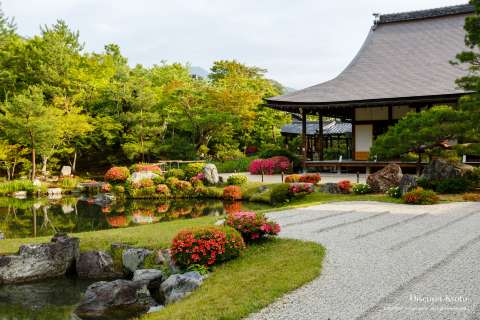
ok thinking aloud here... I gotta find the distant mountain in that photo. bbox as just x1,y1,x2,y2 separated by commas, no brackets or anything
189,66,209,79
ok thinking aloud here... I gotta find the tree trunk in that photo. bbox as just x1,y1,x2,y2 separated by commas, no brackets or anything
41,155,48,176
31,148,36,180
72,150,77,173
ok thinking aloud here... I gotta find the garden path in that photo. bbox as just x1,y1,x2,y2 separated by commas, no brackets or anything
248,201,480,320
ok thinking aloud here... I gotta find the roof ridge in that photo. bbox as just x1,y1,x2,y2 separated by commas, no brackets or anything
376,3,474,25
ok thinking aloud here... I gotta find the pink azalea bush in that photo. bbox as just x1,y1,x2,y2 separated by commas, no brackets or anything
225,211,281,242
249,156,291,175
288,183,315,196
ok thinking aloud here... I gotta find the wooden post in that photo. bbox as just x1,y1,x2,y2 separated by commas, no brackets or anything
301,109,307,172
318,113,324,160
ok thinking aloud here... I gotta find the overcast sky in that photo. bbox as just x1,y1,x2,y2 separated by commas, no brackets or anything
2,0,468,89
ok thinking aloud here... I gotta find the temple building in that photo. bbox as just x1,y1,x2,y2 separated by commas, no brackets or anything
267,4,473,170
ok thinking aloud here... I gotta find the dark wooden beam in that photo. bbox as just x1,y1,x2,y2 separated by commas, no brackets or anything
318,112,324,160
301,109,307,171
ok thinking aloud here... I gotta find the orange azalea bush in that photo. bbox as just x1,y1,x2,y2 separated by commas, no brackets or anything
223,185,242,200
284,174,301,183
101,183,112,193
225,211,280,242
337,180,352,193
403,187,439,205
131,163,161,173
156,184,171,197
171,226,245,267
104,166,130,183
299,173,321,184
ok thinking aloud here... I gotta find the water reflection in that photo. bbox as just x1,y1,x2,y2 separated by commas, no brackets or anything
0,196,270,239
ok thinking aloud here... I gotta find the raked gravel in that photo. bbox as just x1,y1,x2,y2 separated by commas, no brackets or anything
247,201,480,320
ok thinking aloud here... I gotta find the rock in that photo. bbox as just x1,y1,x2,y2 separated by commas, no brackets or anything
154,249,180,274
366,164,403,193
62,204,74,214
130,171,160,183
94,193,115,205
122,248,152,273
76,251,121,279
399,175,418,195
319,183,342,194
203,163,219,185
148,305,164,313
0,233,79,284
12,191,27,199
159,271,203,305
61,166,72,177
133,269,165,291
47,188,62,195
74,279,154,319
421,158,474,180
33,179,42,187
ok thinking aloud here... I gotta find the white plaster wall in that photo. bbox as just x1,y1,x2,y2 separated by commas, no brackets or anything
355,124,373,152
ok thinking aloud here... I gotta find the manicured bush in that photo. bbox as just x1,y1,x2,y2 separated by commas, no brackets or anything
337,180,352,193
129,186,157,198
104,167,130,183
113,185,125,193
184,163,205,179
165,168,186,180
225,211,280,242
386,186,402,198
131,163,162,173
352,183,372,194
171,226,245,267
170,180,193,195
223,185,242,200
463,193,480,201
284,174,301,183
227,174,248,186
249,157,291,175
257,148,300,169
288,183,314,197
133,178,154,189
156,184,171,197
270,183,291,204
190,174,205,187
101,183,112,193
417,177,471,194
152,175,165,185
403,187,439,205
299,173,321,185
214,157,256,173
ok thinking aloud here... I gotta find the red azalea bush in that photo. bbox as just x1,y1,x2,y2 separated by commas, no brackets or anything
249,156,291,175
104,167,130,183
131,163,162,173
225,211,281,242
299,173,321,184
289,183,315,196
101,183,112,193
223,185,242,200
337,180,352,193
171,226,245,267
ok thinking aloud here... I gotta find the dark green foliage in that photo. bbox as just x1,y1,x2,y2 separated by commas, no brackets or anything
165,169,185,180
226,174,248,186
417,177,472,194
270,183,291,204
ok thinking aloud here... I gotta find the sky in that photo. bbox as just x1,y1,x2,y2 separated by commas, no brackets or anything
2,0,468,89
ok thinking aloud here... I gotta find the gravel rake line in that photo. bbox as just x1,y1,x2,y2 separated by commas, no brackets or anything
283,210,356,228
313,211,390,234
354,213,429,240
389,211,478,251
355,233,480,320
467,303,480,320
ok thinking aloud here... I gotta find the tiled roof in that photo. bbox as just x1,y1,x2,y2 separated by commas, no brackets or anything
281,121,352,136
267,4,473,107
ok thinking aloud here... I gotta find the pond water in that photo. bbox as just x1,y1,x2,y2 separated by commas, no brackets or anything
0,196,270,239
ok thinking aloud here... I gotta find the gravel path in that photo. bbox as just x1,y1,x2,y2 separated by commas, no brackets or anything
247,201,480,320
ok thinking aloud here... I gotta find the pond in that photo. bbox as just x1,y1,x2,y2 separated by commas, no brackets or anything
0,196,271,239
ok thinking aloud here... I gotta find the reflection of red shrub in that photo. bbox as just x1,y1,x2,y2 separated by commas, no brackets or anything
157,203,170,213
299,173,321,184
223,186,242,200
132,209,156,224
101,207,111,214
106,215,128,227
171,226,245,267
104,167,130,183
101,183,112,193
224,201,242,214
225,211,280,242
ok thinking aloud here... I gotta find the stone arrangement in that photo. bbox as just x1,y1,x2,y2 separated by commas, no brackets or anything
366,164,403,192
0,233,204,319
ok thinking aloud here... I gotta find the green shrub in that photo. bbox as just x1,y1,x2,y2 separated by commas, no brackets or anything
61,177,79,189
113,185,125,193
165,168,185,180
0,180,36,195
227,174,248,186
213,157,256,173
129,186,157,198
418,177,471,194
352,183,372,194
270,183,291,204
152,175,165,185
385,186,402,198
184,163,205,179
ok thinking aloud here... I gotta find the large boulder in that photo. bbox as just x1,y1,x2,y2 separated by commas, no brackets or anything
60,165,72,177
159,271,203,305
422,158,474,180
133,269,165,293
399,175,418,195
203,164,219,185
130,171,160,183
74,279,154,319
122,248,153,273
0,233,79,284
154,249,180,274
76,251,121,279
366,164,403,193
